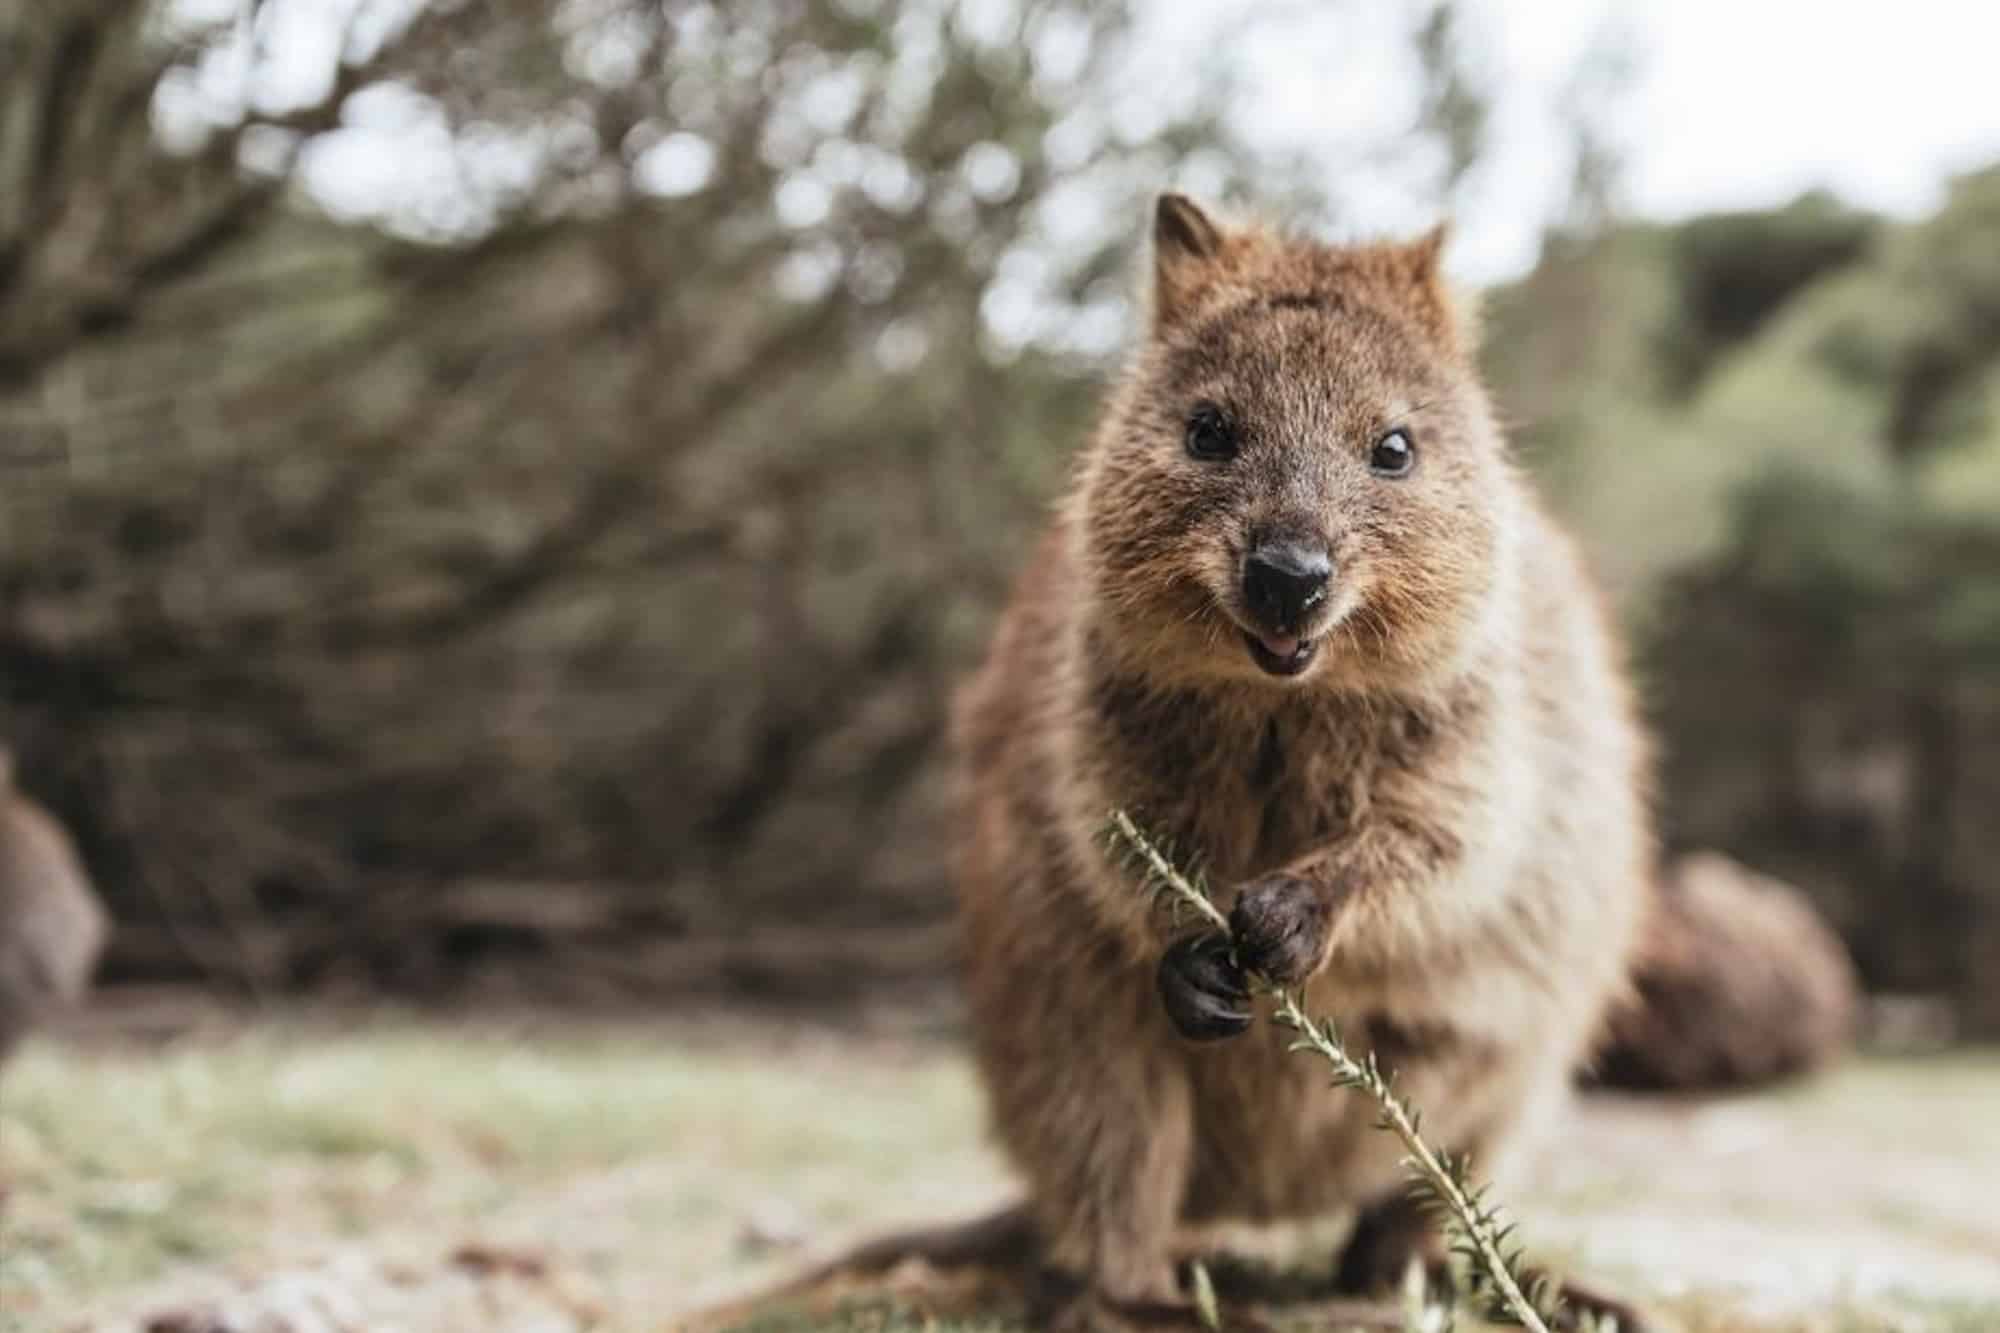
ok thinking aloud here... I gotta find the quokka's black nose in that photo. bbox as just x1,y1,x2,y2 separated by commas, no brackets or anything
1242,540,1332,633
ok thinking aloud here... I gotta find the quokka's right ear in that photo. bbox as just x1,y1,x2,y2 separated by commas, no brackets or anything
1152,193,1230,327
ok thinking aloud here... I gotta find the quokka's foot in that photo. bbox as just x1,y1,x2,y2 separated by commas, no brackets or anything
1333,1192,1450,1301
1521,1268,1655,1333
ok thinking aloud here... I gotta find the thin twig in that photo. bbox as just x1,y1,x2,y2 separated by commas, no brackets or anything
1108,809,1230,933
1273,993,1552,1333
1106,810,1557,1333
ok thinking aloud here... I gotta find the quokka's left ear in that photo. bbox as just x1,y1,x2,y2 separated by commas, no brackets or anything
1401,221,1477,354
1408,220,1450,276
1151,193,1236,328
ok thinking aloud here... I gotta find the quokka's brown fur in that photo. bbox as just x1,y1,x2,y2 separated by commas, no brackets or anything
0,747,108,1063
1588,851,1857,1092
952,196,1655,1329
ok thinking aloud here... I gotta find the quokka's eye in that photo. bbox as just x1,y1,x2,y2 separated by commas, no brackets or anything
1184,402,1237,462
1369,428,1416,478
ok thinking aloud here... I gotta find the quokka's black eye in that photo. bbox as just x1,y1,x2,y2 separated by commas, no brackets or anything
1185,402,1237,462
1369,428,1415,478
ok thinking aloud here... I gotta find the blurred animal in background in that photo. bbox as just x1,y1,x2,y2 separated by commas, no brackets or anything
1588,851,1859,1091
0,746,109,1064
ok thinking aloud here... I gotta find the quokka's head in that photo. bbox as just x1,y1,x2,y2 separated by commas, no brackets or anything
1076,194,1518,691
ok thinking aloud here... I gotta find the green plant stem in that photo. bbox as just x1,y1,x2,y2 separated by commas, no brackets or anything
1271,990,1553,1333
1107,809,1556,1333
1109,810,1232,934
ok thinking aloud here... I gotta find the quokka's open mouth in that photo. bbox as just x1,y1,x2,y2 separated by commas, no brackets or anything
1244,629,1319,677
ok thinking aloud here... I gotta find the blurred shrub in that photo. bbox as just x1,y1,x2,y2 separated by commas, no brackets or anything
1487,167,2000,1034
0,0,1475,997
10,1,1993,1031
1655,193,1877,394
1648,474,2000,1033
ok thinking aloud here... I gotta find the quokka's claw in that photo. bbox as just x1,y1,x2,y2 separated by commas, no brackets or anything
1158,933,1253,1040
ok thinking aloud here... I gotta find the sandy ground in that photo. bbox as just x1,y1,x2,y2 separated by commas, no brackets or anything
2,1007,1996,1333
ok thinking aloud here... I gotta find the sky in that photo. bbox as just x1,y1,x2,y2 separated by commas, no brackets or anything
1615,0,2000,220
1178,0,2000,281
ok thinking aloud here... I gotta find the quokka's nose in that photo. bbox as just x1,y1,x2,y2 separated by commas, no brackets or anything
1242,540,1332,633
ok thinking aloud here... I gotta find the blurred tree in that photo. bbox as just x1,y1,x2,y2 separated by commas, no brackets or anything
0,0,1501,998
1654,193,1878,395
1485,167,2000,1035
1412,0,1488,206
1643,170,2000,1035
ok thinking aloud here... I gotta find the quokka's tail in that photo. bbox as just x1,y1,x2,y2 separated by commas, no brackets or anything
1586,851,1859,1092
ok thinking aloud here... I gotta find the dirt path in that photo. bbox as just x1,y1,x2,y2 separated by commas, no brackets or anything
5,1021,1995,1333
1517,1075,2000,1320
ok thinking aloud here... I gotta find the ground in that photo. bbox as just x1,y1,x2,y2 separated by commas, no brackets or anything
2,1004,1997,1333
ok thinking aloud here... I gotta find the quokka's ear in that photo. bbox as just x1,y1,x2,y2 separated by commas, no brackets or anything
1152,193,1230,327
1400,220,1475,354
1408,221,1450,278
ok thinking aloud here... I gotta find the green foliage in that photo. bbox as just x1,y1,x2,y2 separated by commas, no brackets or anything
1484,166,2000,1036
15,1022,2000,1329
725,1303,1020,1333
0,0,1503,997
1656,193,1878,394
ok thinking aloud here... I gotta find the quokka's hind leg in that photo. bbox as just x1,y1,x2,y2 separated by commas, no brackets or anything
1020,1053,1194,1320
973,966,1216,1330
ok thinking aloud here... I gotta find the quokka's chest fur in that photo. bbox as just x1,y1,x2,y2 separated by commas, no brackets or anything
1078,637,1489,887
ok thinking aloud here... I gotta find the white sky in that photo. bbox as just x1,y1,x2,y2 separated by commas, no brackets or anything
1449,0,2000,278
1162,0,2000,281
1617,0,2000,218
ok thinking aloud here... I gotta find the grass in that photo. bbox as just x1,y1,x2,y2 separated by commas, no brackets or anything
724,1297,2000,1333
0,1015,1005,1329
1,1016,1997,1332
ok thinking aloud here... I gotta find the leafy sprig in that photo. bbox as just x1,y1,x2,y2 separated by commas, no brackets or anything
1105,809,1568,1333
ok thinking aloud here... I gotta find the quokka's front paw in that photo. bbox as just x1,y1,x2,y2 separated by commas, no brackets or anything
1228,874,1333,988
1157,933,1251,1041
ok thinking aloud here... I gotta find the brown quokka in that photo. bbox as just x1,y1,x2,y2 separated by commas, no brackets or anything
0,747,108,1063
951,195,1659,1332
695,195,1860,1333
